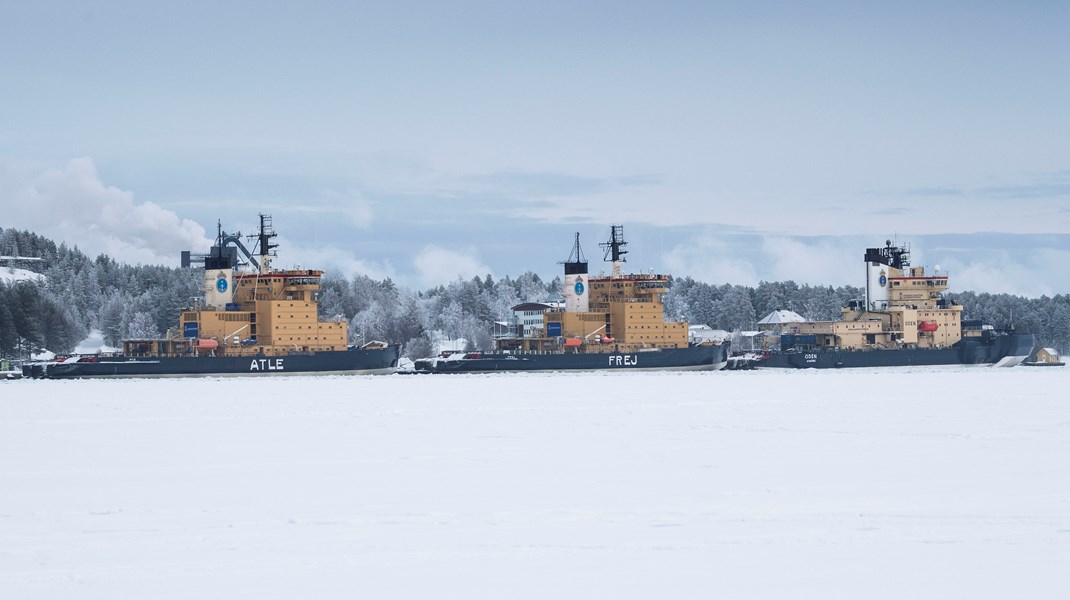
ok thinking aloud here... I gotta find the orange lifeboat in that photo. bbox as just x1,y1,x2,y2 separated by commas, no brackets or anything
918,321,939,333
563,337,583,348
197,338,219,350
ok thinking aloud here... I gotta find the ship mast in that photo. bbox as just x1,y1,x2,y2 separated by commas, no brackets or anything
600,225,628,278
251,214,278,274
566,232,586,265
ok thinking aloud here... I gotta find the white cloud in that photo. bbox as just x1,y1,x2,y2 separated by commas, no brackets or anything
663,232,1069,298
413,244,492,288
662,236,761,286
1,158,212,264
276,237,395,281
663,235,867,288
758,237,863,286
943,248,1070,297
294,188,374,229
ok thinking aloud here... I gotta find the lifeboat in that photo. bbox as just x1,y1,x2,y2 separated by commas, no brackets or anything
601,336,616,343
563,337,583,348
918,321,939,333
197,338,220,350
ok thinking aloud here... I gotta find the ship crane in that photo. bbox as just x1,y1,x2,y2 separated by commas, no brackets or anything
181,221,259,270
224,323,251,345
584,324,607,342
181,215,279,272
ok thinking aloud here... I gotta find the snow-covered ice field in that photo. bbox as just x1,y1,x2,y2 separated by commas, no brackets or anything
2,368,1068,599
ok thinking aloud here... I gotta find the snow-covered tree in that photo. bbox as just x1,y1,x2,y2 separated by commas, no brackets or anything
125,311,159,339
99,292,129,346
401,331,432,359
516,271,547,301
351,301,388,343
436,300,464,340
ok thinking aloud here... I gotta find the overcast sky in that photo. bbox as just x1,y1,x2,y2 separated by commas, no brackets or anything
1,1,1068,296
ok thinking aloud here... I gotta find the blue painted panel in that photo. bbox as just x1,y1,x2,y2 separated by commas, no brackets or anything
183,322,199,338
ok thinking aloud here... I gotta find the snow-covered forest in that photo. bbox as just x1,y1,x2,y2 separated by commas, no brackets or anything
2,226,1069,358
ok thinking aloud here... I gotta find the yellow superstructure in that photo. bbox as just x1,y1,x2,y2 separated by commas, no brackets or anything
125,269,349,358
123,216,348,358
760,241,972,351
494,227,691,354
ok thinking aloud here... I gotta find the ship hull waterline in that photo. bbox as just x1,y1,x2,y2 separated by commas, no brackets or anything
416,344,728,374
757,334,1035,369
34,345,402,379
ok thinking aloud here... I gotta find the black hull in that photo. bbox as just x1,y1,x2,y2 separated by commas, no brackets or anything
414,344,728,374
758,333,1035,369
33,345,401,379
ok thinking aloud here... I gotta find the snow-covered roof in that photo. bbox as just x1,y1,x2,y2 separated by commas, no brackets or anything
1040,347,1059,355
757,310,807,325
511,302,553,312
689,325,730,342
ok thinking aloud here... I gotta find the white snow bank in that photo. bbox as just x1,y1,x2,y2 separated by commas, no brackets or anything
73,329,121,354
0,266,44,283
1,368,1067,599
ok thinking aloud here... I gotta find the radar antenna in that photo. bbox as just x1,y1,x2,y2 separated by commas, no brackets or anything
600,225,628,277
248,214,278,273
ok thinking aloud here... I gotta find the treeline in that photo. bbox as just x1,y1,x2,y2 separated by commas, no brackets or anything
2,226,1069,358
665,277,863,331
0,281,83,357
317,271,558,358
1,227,200,356
957,291,1070,352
